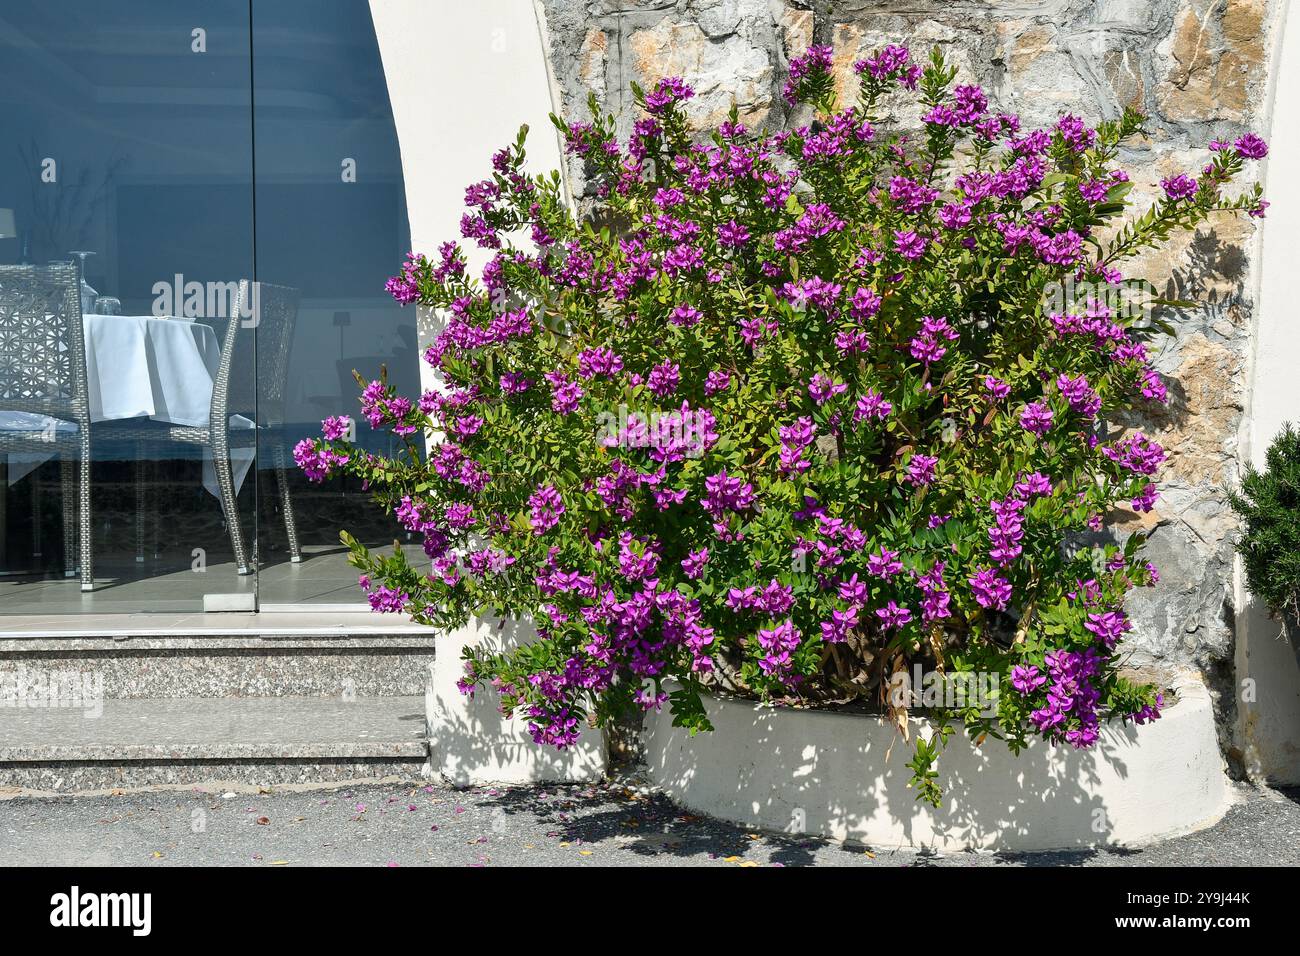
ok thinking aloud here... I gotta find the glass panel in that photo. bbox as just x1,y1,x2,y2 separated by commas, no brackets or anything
251,0,415,608
0,2,256,612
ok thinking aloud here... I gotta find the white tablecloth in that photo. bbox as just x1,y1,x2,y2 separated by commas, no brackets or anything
84,314,221,427
2,315,254,498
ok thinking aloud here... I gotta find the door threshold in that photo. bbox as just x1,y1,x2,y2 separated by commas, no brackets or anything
0,609,429,639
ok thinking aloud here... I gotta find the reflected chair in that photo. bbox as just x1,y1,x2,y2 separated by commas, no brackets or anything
0,263,93,589
103,280,301,574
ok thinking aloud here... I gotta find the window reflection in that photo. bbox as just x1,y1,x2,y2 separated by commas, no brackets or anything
0,1,414,613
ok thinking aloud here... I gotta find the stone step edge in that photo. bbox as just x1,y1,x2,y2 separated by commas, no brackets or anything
0,741,428,762
0,635,438,653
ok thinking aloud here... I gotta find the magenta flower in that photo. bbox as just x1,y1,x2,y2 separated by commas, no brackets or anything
1019,402,1054,436
1161,174,1198,201
874,601,913,631
984,375,1010,401
1011,664,1047,695
854,390,892,424
1234,133,1268,159
894,229,927,260
808,373,848,405
969,568,1013,611
704,370,732,395
647,360,680,398
905,454,938,487
681,548,709,580
717,219,751,247
644,76,694,114
321,415,351,441
528,484,565,534
866,546,903,579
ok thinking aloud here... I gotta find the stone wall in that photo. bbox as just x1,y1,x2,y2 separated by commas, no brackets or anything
536,0,1282,765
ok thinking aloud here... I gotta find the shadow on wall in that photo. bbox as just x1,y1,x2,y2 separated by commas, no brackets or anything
643,675,1227,851
651,702,1115,849
426,614,607,786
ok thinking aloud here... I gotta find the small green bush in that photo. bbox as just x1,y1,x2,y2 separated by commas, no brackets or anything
1231,424,1300,618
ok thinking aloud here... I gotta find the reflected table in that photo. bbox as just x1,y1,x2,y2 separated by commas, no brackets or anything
4,315,253,498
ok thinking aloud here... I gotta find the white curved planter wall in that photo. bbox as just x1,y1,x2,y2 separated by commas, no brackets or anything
425,616,607,785
644,674,1229,850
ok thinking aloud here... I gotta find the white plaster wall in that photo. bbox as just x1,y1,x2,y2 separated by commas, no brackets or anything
1236,0,1300,784
368,0,566,376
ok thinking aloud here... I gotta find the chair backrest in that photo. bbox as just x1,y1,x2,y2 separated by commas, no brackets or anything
210,280,300,428
0,263,89,426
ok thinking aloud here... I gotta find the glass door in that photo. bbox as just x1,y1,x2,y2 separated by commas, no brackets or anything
0,1,257,612
250,0,415,609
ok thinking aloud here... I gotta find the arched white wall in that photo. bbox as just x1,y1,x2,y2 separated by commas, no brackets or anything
1236,0,1300,784
370,1,590,781
368,0,566,363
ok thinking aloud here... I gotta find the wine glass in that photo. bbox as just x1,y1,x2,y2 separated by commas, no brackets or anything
67,250,97,313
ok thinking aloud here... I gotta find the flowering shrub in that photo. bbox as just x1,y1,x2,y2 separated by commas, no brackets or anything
299,45,1266,803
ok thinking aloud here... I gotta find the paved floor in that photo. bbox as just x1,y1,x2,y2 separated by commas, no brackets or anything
0,697,426,760
0,778,1295,867
0,546,365,615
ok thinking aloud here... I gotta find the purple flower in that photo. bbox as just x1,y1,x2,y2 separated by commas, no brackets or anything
529,484,565,534
969,568,1013,610
578,346,624,379
1131,482,1159,513
1019,402,1054,436
701,469,756,519
988,496,1026,565
820,606,859,644
909,315,958,365
321,415,352,441
1013,471,1053,498
756,620,802,678
644,76,694,114
1102,432,1165,476
808,373,848,405
905,454,938,487
545,371,584,415
782,45,834,104
1161,174,1198,201
670,304,702,327
1234,133,1268,159
705,370,732,395
866,546,903,579
984,375,1010,401
647,361,680,398
717,219,751,247
368,586,408,614
874,601,913,631
1010,664,1047,695
849,286,881,319
681,548,709,580
894,229,927,260
778,416,817,475
500,372,532,395
1084,610,1131,648
853,390,892,424
1078,178,1110,204
1057,373,1101,417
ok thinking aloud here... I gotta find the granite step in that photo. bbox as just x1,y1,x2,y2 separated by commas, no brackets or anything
0,695,428,791
0,632,436,699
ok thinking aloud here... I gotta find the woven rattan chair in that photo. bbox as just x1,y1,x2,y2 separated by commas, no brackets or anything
103,280,301,575
0,263,93,589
